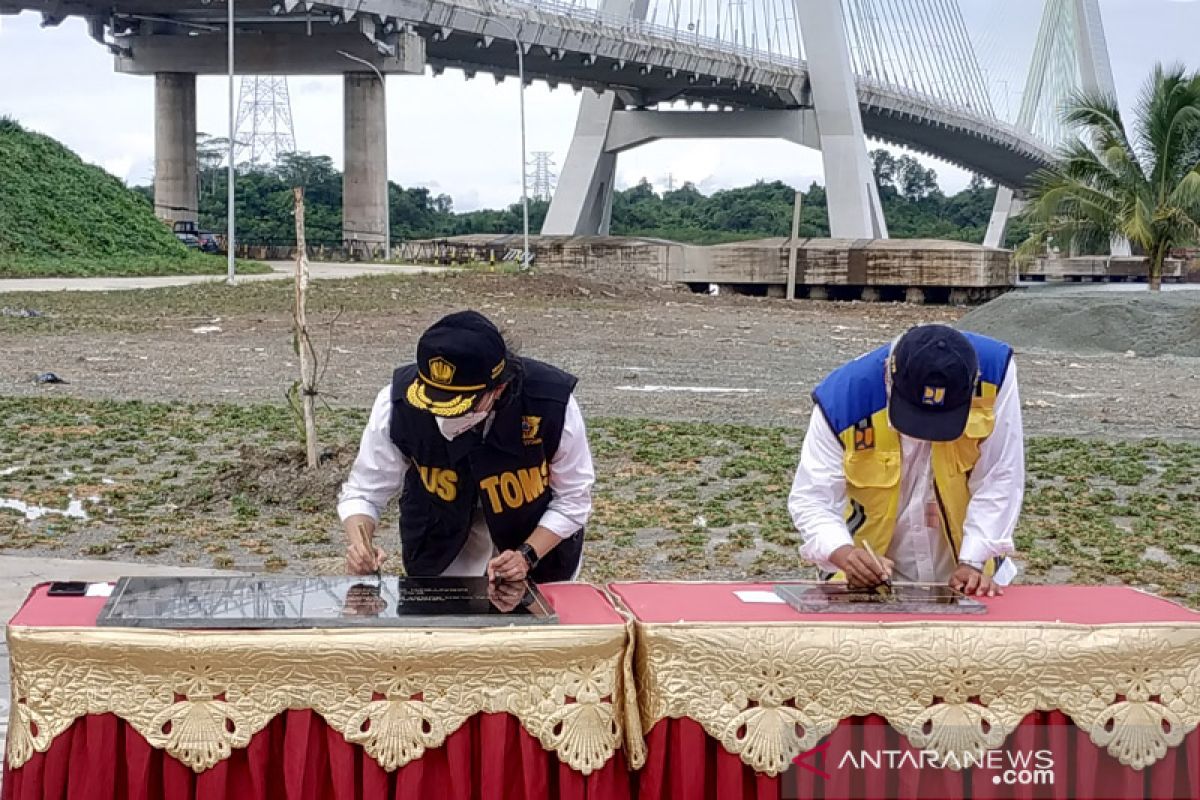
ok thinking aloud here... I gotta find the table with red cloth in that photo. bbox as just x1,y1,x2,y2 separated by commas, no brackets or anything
609,582,1200,800
3,582,642,800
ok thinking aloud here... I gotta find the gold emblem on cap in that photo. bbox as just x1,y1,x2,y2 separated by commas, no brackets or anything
428,357,456,385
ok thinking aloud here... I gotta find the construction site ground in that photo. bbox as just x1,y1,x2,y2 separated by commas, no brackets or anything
1,270,1198,606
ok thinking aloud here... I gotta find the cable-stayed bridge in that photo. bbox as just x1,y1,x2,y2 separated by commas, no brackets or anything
0,0,1116,248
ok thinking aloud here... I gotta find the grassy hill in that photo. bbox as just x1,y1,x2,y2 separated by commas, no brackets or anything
0,118,264,278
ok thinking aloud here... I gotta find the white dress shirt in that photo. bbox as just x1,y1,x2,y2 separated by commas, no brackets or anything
788,362,1024,583
337,386,595,576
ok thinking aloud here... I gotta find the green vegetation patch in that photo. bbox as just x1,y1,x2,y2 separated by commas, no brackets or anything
0,395,1196,606
0,118,268,278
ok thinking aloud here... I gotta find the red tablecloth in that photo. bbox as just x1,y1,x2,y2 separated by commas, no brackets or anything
611,583,1200,800
3,582,631,800
609,582,1200,625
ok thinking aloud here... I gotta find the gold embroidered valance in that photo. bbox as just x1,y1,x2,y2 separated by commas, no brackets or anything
7,623,644,774
633,621,1200,776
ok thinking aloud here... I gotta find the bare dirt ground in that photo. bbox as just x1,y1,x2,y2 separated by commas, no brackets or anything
2,271,1199,441
2,272,1198,605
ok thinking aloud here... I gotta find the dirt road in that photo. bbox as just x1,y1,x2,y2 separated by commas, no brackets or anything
2,273,1198,440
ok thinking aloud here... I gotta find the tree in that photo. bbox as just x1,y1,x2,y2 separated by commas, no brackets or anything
896,156,940,202
870,150,897,191
1021,64,1200,291
196,133,227,197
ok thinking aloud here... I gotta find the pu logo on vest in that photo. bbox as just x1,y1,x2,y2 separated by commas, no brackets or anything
522,415,543,446
479,461,550,514
416,463,458,502
853,418,875,451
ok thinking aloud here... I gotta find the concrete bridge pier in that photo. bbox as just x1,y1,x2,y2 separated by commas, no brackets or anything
153,72,198,225
542,92,619,236
793,0,887,239
343,73,388,250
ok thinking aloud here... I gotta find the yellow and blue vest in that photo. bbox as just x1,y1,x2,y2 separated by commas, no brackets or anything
810,332,1013,575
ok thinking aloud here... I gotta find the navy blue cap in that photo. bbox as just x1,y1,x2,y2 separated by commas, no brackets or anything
888,325,979,442
405,310,507,417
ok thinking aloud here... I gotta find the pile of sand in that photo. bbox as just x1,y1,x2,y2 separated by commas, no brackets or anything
957,289,1200,358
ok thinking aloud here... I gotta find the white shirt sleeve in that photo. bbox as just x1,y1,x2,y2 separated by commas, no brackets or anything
958,361,1025,564
337,386,409,522
536,394,595,538
789,409,854,573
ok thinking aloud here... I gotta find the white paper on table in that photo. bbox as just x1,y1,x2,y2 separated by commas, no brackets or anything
993,558,1019,587
734,590,787,604
85,583,114,597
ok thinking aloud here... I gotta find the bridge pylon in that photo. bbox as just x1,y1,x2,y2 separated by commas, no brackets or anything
985,0,1126,253
543,0,887,240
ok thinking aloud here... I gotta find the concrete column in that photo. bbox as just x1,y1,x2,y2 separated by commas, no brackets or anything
984,187,1022,248
543,0,647,236
153,72,198,224
794,0,887,239
343,72,388,247
542,92,619,235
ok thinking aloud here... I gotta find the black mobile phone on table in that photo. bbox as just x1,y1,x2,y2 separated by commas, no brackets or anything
48,581,88,596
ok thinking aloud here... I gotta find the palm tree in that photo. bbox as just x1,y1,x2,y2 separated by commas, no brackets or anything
1021,65,1200,291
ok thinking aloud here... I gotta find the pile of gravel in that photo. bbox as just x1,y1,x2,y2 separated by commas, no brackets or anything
957,289,1200,358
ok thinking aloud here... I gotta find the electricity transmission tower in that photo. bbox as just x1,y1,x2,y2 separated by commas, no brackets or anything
233,76,297,166
528,151,557,202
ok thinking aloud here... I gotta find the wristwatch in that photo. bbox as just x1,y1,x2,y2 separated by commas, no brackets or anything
958,558,985,572
517,543,540,571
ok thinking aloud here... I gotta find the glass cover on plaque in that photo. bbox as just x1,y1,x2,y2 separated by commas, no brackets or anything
97,575,558,628
774,581,988,614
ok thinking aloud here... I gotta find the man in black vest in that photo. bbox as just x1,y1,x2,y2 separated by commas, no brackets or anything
338,310,593,584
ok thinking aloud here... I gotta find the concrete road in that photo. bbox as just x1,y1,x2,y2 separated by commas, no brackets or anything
0,261,450,294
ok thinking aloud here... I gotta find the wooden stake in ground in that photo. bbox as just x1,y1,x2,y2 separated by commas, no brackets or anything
293,186,319,469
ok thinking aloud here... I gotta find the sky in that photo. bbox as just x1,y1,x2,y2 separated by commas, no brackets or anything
0,0,1196,212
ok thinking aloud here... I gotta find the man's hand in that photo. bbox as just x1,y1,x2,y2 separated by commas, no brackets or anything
487,549,529,583
344,516,387,575
347,541,387,575
949,563,1002,597
829,544,894,588
488,580,525,613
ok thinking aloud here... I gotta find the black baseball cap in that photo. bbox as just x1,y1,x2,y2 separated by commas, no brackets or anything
405,310,508,417
888,325,979,442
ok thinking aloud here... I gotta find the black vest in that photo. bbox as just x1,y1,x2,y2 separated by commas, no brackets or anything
388,357,584,582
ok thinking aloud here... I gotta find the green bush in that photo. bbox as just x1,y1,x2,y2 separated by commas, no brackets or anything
0,117,264,277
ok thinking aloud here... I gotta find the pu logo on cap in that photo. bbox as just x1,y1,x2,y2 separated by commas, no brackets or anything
428,357,456,385
922,386,946,406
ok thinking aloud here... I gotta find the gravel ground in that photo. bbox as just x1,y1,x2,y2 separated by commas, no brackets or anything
1,274,1199,440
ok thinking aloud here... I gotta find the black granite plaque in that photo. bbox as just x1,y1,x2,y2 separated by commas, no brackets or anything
774,581,988,614
96,575,558,628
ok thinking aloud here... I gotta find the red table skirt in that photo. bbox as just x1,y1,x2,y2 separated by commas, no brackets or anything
2,711,631,800
637,713,1200,800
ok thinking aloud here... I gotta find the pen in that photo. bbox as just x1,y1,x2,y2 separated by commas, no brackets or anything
862,541,893,592
355,521,381,581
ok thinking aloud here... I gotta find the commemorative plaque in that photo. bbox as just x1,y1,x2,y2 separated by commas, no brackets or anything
774,581,988,614
97,575,558,628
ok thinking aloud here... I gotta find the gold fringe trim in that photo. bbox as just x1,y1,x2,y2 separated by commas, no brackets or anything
7,624,635,775
635,622,1200,776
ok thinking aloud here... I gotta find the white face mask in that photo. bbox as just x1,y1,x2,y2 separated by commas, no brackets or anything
436,410,489,440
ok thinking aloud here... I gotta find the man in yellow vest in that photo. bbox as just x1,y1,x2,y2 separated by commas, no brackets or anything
789,325,1024,596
